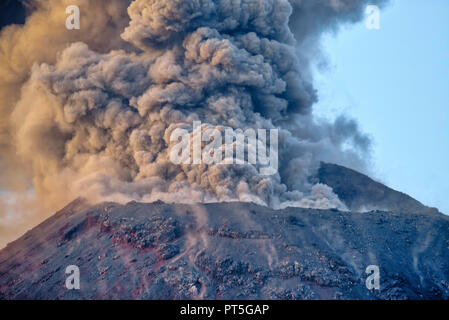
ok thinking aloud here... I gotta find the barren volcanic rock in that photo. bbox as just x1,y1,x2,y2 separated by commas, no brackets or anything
317,163,441,215
1,195,449,300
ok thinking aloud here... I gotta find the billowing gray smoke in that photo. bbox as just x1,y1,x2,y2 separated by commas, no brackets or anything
0,0,388,247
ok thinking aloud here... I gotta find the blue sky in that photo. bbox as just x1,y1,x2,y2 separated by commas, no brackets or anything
312,0,449,213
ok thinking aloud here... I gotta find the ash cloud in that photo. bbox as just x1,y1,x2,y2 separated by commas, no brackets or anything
0,0,387,247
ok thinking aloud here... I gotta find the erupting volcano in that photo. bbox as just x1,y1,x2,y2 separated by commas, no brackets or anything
0,0,448,301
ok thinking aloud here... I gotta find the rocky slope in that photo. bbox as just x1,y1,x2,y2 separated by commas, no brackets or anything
317,163,441,215
0,164,448,300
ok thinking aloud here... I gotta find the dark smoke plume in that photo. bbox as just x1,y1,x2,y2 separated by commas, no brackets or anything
0,0,388,247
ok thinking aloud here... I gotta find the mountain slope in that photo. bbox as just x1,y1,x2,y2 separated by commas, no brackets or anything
1,197,448,300
317,163,440,215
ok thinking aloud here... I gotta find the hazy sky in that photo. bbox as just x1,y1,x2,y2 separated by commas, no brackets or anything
313,0,449,213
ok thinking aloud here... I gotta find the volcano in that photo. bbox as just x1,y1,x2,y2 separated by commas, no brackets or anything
0,163,448,300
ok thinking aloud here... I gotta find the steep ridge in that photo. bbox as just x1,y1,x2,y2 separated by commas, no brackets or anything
1,198,448,300
317,163,440,215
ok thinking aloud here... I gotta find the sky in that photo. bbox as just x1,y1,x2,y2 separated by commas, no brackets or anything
312,0,449,214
